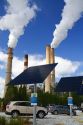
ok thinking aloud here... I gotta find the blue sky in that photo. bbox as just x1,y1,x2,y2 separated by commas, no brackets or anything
0,0,64,55
0,0,83,97
0,0,83,59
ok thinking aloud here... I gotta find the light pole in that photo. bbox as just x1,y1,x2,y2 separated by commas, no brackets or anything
33,84,37,125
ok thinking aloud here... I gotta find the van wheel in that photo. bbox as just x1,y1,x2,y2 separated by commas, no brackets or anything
12,111,19,118
37,111,45,119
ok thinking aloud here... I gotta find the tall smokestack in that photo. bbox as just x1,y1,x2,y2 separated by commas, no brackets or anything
24,54,28,70
4,47,13,96
45,45,51,93
50,47,55,92
23,54,29,89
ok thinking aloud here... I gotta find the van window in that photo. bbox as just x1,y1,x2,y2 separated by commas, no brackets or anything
15,102,30,106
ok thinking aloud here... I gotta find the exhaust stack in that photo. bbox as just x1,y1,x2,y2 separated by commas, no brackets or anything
4,47,13,96
45,45,55,93
45,45,51,93
23,54,29,89
24,54,28,70
50,47,55,91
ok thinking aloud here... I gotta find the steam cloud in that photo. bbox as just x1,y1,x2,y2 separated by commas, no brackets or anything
51,0,83,48
0,0,37,48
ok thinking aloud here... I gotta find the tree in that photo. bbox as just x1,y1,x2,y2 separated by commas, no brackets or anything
18,85,29,101
3,86,18,109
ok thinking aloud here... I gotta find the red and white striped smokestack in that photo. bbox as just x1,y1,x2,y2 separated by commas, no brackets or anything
45,45,51,93
24,54,28,70
4,47,13,96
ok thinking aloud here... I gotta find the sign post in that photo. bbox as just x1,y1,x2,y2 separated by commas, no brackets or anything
31,84,37,125
68,97,73,117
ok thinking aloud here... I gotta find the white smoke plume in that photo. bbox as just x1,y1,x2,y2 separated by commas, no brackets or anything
51,0,83,48
0,0,37,48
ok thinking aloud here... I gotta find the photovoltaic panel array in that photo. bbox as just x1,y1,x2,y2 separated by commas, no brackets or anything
55,76,83,93
8,63,57,85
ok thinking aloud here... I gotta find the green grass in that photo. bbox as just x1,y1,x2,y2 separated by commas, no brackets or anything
0,117,32,125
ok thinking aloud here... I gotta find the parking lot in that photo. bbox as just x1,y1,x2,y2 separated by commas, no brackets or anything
0,112,83,125
37,113,83,125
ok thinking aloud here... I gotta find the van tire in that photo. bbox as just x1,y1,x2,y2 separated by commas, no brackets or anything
37,111,45,119
12,110,19,118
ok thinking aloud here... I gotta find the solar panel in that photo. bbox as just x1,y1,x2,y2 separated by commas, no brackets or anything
55,76,83,92
77,82,83,95
8,63,57,85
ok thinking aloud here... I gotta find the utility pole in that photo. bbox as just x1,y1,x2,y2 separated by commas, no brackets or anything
33,84,37,125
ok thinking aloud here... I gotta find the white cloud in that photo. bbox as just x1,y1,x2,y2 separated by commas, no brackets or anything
55,56,81,78
0,64,4,70
28,54,45,67
0,50,81,79
12,57,24,78
0,51,7,63
0,77,5,98
12,54,45,78
77,71,83,76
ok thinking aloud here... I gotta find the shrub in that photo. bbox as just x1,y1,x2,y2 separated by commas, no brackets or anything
0,117,6,125
8,118,23,125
